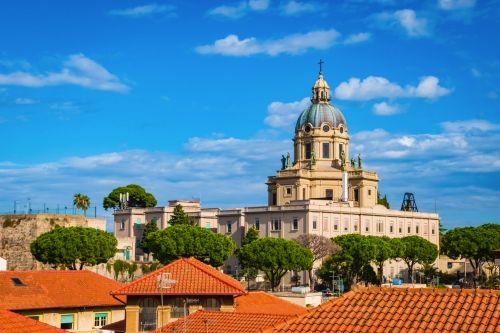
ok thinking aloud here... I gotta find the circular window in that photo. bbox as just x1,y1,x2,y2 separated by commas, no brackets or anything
340,127,344,134
304,125,311,133
323,125,329,132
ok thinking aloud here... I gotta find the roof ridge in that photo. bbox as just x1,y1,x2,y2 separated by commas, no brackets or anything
184,257,246,293
192,310,288,318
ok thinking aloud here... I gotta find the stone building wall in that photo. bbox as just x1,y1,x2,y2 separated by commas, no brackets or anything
0,213,89,270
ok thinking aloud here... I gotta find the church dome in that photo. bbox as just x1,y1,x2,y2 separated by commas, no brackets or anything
295,103,346,131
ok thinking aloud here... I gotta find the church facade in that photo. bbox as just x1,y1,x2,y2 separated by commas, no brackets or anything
216,67,440,284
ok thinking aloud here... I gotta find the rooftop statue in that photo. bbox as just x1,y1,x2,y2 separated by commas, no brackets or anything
281,155,286,170
358,154,362,169
286,152,291,169
311,149,316,167
351,156,356,168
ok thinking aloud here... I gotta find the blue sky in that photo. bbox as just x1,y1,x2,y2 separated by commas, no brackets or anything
0,0,499,231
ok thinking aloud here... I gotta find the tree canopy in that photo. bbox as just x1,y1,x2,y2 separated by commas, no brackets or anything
74,193,91,216
400,236,438,283
326,234,378,286
441,223,500,285
30,226,117,270
145,224,235,267
377,191,390,209
139,219,159,255
169,204,195,226
237,237,314,291
235,227,260,279
293,233,341,291
103,184,157,210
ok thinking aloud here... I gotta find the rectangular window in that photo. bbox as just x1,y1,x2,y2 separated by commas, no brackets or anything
272,193,277,206
255,218,260,230
390,221,394,233
377,220,383,233
326,189,333,199
272,218,281,231
407,222,411,234
323,217,329,231
205,222,210,230
368,190,372,196
399,221,403,233
60,315,74,330
136,218,141,229
94,313,107,327
227,265,232,275
354,189,359,202
339,143,343,159
431,223,436,235
136,239,141,247
416,222,419,234
28,316,39,321
322,142,330,159
312,217,318,230
424,223,428,235
292,217,298,230
344,218,349,231
305,143,312,159
286,187,292,195
354,219,358,232
333,218,338,231
227,222,232,233
120,219,125,229
365,220,370,232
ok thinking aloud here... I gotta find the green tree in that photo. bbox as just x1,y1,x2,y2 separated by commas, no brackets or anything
103,184,157,210
368,236,393,283
377,191,390,209
169,204,195,226
400,236,438,283
73,193,91,216
441,223,500,286
360,264,378,286
139,219,159,257
237,237,314,292
145,224,235,267
30,226,117,270
235,227,260,280
327,234,378,286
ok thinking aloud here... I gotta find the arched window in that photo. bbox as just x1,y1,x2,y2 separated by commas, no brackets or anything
321,91,324,99
139,298,157,332
170,298,185,318
201,298,221,311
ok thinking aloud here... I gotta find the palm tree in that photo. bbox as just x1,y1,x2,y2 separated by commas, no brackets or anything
73,193,91,216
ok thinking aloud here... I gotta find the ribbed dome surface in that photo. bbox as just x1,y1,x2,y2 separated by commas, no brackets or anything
296,103,346,130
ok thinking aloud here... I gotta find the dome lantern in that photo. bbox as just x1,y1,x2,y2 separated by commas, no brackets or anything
311,59,330,104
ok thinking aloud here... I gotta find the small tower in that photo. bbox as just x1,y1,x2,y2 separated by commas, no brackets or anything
311,59,331,104
401,192,418,212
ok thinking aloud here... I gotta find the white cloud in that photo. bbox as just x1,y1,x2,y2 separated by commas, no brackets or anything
280,1,324,15
208,0,268,18
51,102,80,112
264,97,310,130
343,32,371,44
440,120,500,132
196,29,340,56
334,75,452,101
0,54,130,93
488,91,499,99
372,102,405,115
108,3,175,16
249,0,269,10
375,9,429,36
15,98,38,105
438,0,476,10
471,68,481,77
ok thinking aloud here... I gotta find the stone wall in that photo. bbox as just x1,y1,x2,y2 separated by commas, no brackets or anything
0,213,89,270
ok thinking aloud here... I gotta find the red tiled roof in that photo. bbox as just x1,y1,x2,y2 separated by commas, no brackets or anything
101,319,125,332
259,287,500,333
112,257,246,296
0,308,68,333
234,292,306,316
0,270,125,310
151,310,291,333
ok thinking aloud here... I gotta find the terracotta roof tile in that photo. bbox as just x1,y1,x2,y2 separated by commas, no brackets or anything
233,291,306,316
0,308,68,333
112,257,246,296
152,310,291,333
0,270,125,310
258,287,500,333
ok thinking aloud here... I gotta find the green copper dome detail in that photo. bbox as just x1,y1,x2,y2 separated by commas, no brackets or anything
295,103,346,131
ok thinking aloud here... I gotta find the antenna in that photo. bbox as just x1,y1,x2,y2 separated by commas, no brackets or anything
157,273,177,331
400,192,418,212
